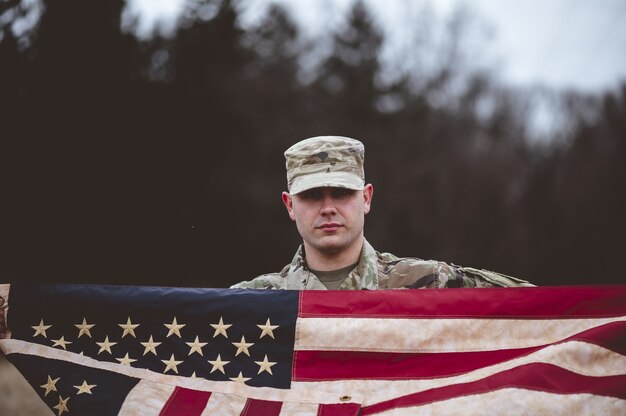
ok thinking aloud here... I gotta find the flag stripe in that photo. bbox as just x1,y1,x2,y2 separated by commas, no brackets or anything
300,286,626,318
562,320,626,355
119,380,176,416
295,316,626,352
278,402,320,415
201,392,248,416
317,403,362,416
159,387,211,416
294,348,535,381
368,389,626,416
240,398,283,416
292,340,626,406
294,321,626,380
361,363,626,415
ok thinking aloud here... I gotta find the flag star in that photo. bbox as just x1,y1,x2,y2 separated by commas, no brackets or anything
186,336,208,356
257,318,279,339
116,353,137,366
118,317,140,338
74,317,95,338
51,336,72,350
53,395,69,415
164,317,186,338
40,375,60,396
210,317,232,338
140,335,161,356
190,372,198,379
229,371,251,384
96,336,117,354
31,319,52,338
255,354,277,375
74,380,97,395
161,354,183,374
208,354,230,374
232,335,254,357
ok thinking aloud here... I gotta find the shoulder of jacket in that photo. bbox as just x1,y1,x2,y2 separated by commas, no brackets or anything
375,250,404,264
230,272,285,290
377,252,433,269
375,253,443,288
460,267,535,287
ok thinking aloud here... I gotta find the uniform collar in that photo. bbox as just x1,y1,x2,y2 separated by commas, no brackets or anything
284,238,379,290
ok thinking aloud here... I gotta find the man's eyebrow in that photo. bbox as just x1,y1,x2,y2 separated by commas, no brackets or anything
299,189,321,197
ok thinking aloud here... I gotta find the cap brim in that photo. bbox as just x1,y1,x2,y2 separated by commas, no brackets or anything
290,172,364,195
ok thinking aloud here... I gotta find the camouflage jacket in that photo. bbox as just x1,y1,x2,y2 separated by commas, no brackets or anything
231,239,533,290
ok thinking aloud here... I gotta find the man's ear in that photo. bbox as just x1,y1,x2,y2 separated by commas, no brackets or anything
363,184,373,214
282,191,296,221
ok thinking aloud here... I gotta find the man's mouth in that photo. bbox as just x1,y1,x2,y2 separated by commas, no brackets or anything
317,223,342,232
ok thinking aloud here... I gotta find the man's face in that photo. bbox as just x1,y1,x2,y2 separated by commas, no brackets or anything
282,185,373,256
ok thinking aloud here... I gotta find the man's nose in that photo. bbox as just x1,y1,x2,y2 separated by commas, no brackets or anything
320,195,337,215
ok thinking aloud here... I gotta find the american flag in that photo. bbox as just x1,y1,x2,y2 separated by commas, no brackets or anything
0,283,625,415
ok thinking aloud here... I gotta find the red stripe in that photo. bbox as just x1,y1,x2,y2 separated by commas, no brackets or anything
159,387,211,416
294,348,534,381
573,320,626,355
239,398,282,416
294,321,626,381
361,363,626,415
317,403,362,416
300,285,626,318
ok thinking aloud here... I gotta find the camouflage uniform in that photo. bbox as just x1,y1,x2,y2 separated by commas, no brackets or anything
231,239,533,290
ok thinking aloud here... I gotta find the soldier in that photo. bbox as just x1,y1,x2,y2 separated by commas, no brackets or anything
232,136,533,290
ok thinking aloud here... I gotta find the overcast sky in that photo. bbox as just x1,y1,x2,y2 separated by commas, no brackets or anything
127,0,626,93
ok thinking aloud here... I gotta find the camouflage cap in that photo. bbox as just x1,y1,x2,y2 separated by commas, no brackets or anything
285,136,365,195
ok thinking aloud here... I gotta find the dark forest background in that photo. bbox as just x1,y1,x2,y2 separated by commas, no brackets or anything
0,0,624,287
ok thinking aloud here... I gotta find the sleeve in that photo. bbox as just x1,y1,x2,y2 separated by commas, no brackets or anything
229,274,285,290
399,261,534,289
446,265,535,288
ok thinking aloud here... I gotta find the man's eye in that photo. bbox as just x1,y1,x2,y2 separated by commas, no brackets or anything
332,188,353,198
301,190,322,200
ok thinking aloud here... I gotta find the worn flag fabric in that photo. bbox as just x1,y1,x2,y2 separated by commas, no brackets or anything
0,283,625,415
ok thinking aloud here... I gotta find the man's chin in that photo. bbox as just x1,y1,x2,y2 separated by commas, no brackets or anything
314,238,348,255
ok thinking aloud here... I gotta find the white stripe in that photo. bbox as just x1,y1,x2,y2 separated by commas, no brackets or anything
292,340,626,406
118,379,175,416
0,339,363,405
295,316,626,352
201,392,248,416
279,402,319,416
279,401,320,416
372,388,626,416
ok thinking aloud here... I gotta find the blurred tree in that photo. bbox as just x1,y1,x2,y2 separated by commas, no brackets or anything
235,2,307,203
173,0,249,95
0,0,146,283
525,85,626,284
33,0,136,98
0,0,31,102
311,0,384,133
242,3,302,146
